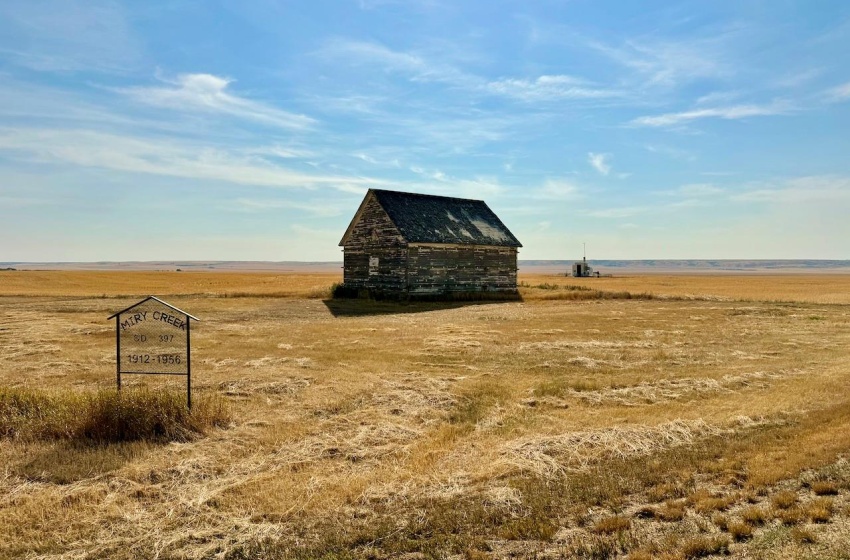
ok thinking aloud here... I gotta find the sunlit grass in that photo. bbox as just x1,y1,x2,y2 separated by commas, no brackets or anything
1,271,849,558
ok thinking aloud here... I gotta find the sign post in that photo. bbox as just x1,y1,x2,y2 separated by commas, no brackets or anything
107,296,199,408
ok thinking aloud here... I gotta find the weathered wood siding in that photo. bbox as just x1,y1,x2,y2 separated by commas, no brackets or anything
342,195,409,291
407,245,517,293
342,192,519,296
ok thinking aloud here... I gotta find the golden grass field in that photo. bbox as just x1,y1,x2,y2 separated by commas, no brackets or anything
1,271,850,559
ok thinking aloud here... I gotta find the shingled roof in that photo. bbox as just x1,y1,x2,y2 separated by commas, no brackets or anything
341,189,522,247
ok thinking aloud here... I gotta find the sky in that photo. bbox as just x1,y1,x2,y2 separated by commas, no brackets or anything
1,0,850,262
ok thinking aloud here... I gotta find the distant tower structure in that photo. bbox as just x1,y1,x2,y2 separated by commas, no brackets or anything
571,243,594,277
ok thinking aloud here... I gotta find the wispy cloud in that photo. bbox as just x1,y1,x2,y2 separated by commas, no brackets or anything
118,74,316,129
397,176,506,200
533,178,582,200
695,91,741,105
731,175,850,203
0,127,385,191
352,151,401,168
644,144,696,161
409,165,448,182
588,152,611,176
486,75,622,101
231,198,345,217
317,40,474,87
0,0,142,73
631,102,790,127
319,40,621,106
665,183,725,197
825,81,850,102
588,36,729,88
774,68,823,89
588,206,647,218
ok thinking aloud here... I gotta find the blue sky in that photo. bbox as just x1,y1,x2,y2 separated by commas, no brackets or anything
2,0,849,261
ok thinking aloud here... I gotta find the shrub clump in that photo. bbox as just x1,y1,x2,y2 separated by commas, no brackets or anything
771,490,798,509
0,387,231,443
727,521,754,541
592,515,631,534
740,506,768,526
679,535,730,558
805,497,834,523
810,481,839,496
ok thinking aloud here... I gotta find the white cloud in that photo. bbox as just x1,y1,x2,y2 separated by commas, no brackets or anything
644,144,696,162
0,0,142,73
232,198,344,217
631,102,790,127
0,127,387,191
588,36,728,88
118,74,316,129
245,145,314,159
695,91,741,105
774,68,823,89
318,40,474,87
390,113,520,152
825,82,850,102
402,176,506,200
668,183,725,197
534,178,581,200
588,152,611,176
320,40,621,106
486,75,622,101
588,206,647,218
731,175,850,203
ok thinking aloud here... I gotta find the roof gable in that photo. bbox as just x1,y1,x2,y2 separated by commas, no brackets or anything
107,296,200,321
341,189,522,247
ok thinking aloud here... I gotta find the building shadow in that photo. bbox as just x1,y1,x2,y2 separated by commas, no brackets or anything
321,297,520,317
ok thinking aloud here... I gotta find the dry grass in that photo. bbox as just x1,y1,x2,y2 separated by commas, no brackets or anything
778,508,808,527
1,271,850,558
519,272,850,304
728,520,755,541
0,270,339,298
771,490,799,509
791,526,817,544
680,534,730,558
805,497,835,523
592,514,631,534
1,387,230,442
810,480,840,495
740,505,769,526
653,500,687,522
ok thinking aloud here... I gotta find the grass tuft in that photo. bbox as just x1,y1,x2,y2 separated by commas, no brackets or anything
791,526,817,544
727,521,754,541
593,515,631,534
775,505,805,525
805,497,834,523
740,506,769,526
679,534,730,558
770,490,798,510
654,501,686,522
810,480,839,496
0,387,231,443
711,513,728,531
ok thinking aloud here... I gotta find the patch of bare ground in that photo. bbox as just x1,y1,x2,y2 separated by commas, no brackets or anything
1,272,850,558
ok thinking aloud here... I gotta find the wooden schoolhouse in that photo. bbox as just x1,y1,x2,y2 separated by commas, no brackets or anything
339,189,522,297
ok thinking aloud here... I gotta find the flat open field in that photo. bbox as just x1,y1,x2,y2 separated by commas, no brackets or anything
1,271,850,559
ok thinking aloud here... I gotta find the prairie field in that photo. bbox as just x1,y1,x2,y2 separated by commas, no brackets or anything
1,271,850,559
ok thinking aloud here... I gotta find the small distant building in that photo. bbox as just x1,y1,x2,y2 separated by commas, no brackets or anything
572,257,594,277
339,189,522,297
